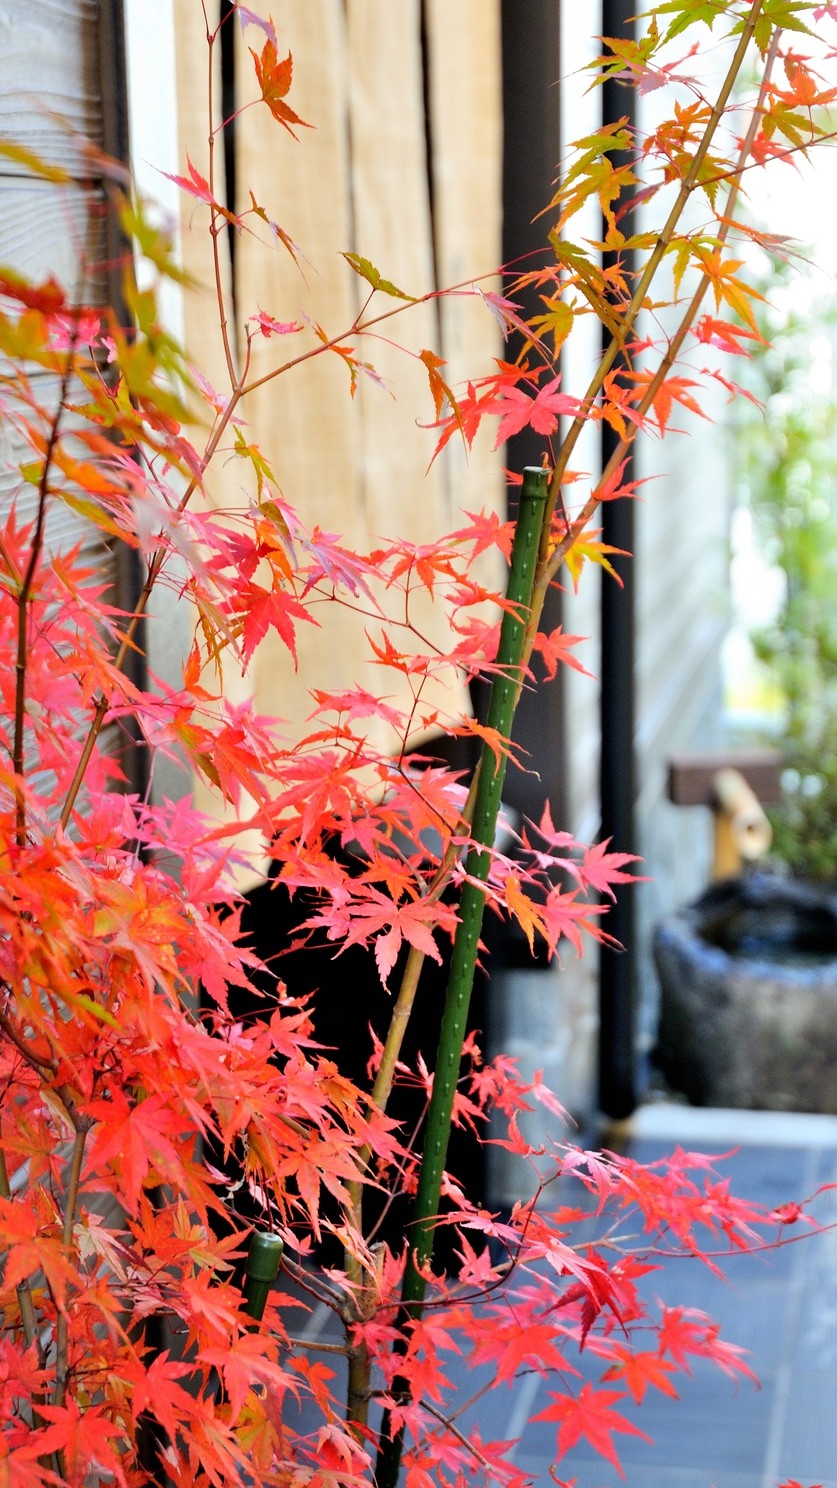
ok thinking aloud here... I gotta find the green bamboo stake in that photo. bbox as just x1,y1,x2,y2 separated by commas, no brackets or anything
375,467,549,1488
243,1231,284,1324
208,1232,283,1409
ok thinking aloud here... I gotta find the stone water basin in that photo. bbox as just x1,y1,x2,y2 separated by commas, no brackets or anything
653,872,837,1111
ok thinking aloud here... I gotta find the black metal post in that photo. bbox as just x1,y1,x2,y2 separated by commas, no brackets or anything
98,0,152,808
501,0,566,828
598,0,638,1119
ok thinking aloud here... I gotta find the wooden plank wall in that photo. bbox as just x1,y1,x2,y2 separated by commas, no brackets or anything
174,1,504,788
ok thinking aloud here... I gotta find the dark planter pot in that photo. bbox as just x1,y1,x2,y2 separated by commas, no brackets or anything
653,872,837,1112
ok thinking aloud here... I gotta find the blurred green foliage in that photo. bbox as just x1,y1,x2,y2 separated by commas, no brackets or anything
734,268,837,880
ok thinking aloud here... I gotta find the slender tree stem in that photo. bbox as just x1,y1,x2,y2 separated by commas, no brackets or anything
375,469,549,1488
344,777,479,1434
54,1123,90,1411
14,323,80,844
0,1145,41,1362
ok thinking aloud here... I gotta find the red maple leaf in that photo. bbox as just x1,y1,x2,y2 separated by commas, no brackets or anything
0,269,65,314
471,1318,573,1385
693,314,761,355
121,1350,199,1442
239,583,315,667
602,1345,679,1403
85,1091,184,1213
159,156,240,227
533,1382,651,1476
656,1305,757,1382
16,1398,124,1476
450,506,515,560
420,347,456,422
160,154,214,206
597,457,646,503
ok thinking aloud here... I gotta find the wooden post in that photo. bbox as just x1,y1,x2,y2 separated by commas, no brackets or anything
667,750,782,881
711,767,774,879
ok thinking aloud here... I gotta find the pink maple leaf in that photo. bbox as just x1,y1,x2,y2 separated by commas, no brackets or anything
493,377,583,447
250,309,303,338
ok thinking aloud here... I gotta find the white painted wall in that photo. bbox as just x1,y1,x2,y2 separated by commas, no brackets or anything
124,0,184,343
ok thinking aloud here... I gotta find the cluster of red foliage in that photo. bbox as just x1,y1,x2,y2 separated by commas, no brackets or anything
0,3,836,1485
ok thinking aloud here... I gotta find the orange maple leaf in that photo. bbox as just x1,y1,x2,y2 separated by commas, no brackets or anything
504,873,546,954
250,43,311,138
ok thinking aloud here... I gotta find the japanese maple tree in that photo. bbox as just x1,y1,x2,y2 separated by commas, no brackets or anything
0,3,835,1486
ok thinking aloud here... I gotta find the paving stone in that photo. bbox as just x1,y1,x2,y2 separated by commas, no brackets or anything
513,1458,764,1488
777,1369,837,1480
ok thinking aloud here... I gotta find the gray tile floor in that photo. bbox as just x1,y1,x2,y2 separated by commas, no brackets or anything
289,1105,837,1487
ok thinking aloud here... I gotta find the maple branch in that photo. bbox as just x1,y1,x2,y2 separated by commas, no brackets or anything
58,355,251,828
238,272,498,399
699,123,837,192
420,1399,498,1473
0,1014,85,1137
542,0,767,525
54,1121,91,1413
344,1276,373,1428
0,1011,57,1075
529,11,781,647
278,1254,346,1313
654,1219,837,1261
286,1337,350,1354
13,322,79,845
